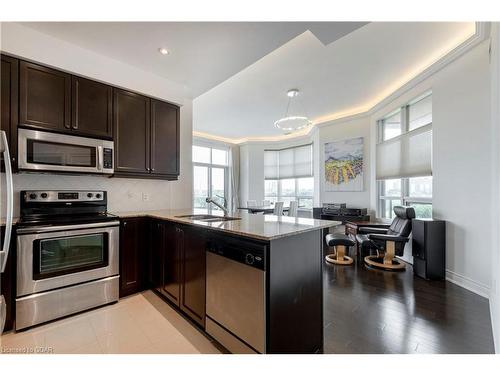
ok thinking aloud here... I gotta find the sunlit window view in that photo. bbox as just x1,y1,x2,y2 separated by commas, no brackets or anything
264,144,314,209
193,145,229,210
377,93,433,219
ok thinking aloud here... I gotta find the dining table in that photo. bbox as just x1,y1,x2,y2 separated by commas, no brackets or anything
238,205,301,214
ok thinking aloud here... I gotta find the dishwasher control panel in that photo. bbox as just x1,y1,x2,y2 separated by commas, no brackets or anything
206,238,266,271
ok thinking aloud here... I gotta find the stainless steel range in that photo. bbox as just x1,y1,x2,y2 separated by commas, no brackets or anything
15,190,119,330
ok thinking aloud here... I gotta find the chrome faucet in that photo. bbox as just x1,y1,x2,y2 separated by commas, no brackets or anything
206,196,229,216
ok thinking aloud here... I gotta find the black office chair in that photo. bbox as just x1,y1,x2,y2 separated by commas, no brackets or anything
356,206,415,271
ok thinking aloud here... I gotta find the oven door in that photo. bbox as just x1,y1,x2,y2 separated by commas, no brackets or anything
18,128,114,174
16,222,119,297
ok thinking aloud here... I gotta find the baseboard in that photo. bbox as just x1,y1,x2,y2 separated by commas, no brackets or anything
446,269,490,299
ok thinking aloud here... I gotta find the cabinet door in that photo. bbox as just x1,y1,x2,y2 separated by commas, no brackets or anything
150,99,180,178
119,218,144,297
179,226,206,327
19,61,71,132
162,223,182,305
148,220,164,290
113,88,150,175
72,76,112,138
1,55,18,171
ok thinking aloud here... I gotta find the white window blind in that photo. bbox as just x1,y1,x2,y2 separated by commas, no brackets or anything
264,150,279,179
376,124,432,180
264,144,313,179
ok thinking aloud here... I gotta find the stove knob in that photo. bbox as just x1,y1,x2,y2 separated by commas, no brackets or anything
40,192,48,199
29,193,37,200
95,193,102,199
87,193,93,198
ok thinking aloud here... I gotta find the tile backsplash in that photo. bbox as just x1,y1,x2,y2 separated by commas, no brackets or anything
1,172,178,218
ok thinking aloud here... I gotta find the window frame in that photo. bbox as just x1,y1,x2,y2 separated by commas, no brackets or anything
192,145,229,210
377,92,433,219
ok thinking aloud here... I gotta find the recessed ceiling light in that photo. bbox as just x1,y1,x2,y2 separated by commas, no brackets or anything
158,47,170,55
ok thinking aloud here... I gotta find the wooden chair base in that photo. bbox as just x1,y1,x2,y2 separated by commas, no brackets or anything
364,255,405,271
325,245,353,265
325,253,353,265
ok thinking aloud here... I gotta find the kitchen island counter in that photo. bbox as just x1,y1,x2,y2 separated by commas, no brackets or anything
112,208,339,241
114,208,339,353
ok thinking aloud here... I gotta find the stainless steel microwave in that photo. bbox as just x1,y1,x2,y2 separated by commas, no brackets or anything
18,128,114,175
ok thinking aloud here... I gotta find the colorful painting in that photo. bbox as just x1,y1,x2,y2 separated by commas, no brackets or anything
324,137,364,191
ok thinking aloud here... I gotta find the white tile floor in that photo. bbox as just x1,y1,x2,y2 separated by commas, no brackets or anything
0,290,222,354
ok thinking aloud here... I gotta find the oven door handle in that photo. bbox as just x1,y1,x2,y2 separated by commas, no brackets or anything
16,221,120,235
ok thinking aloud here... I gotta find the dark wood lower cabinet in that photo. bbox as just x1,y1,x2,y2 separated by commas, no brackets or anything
150,221,206,328
119,218,147,297
178,225,206,327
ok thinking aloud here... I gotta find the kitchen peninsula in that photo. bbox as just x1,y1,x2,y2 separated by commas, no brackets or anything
114,209,339,353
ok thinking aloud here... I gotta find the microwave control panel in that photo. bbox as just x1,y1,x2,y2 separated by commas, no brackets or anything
103,148,113,169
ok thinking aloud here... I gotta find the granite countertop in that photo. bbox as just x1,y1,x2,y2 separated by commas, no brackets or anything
112,208,340,241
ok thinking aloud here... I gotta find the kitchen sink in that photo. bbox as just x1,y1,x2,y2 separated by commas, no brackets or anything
200,217,241,222
175,214,241,222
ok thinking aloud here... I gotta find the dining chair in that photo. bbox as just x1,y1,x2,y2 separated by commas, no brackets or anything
247,200,257,207
273,201,284,216
288,201,298,217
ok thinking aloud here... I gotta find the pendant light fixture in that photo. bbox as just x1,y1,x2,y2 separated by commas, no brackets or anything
274,89,312,133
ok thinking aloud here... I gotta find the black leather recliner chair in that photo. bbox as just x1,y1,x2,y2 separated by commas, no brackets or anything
356,206,416,271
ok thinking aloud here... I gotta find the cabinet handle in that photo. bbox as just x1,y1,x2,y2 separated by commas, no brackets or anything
123,221,127,226
73,80,79,129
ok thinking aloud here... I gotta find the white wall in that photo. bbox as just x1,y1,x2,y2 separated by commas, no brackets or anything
239,117,371,211
318,116,371,211
0,22,193,215
239,143,266,205
370,39,492,297
489,23,500,353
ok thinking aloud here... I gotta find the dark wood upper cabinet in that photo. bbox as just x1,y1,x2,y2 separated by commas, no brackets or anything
150,99,180,177
113,88,150,176
11,57,180,180
19,61,71,132
1,55,18,171
72,76,112,138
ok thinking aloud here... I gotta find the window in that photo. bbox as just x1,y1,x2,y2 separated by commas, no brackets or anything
193,145,229,210
381,109,402,141
264,144,314,209
378,177,432,219
377,92,432,219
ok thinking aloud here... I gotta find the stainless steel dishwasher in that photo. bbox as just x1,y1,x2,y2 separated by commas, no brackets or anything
206,237,266,354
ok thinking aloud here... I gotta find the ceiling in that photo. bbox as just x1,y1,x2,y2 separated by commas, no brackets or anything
193,22,475,140
20,22,476,141
19,22,367,97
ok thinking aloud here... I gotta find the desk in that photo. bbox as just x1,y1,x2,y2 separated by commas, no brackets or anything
345,220,391,259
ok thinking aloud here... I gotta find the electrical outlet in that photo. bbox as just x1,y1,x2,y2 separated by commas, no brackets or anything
142,193,149,201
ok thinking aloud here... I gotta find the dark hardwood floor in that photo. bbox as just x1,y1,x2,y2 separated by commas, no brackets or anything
323,257,495,354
